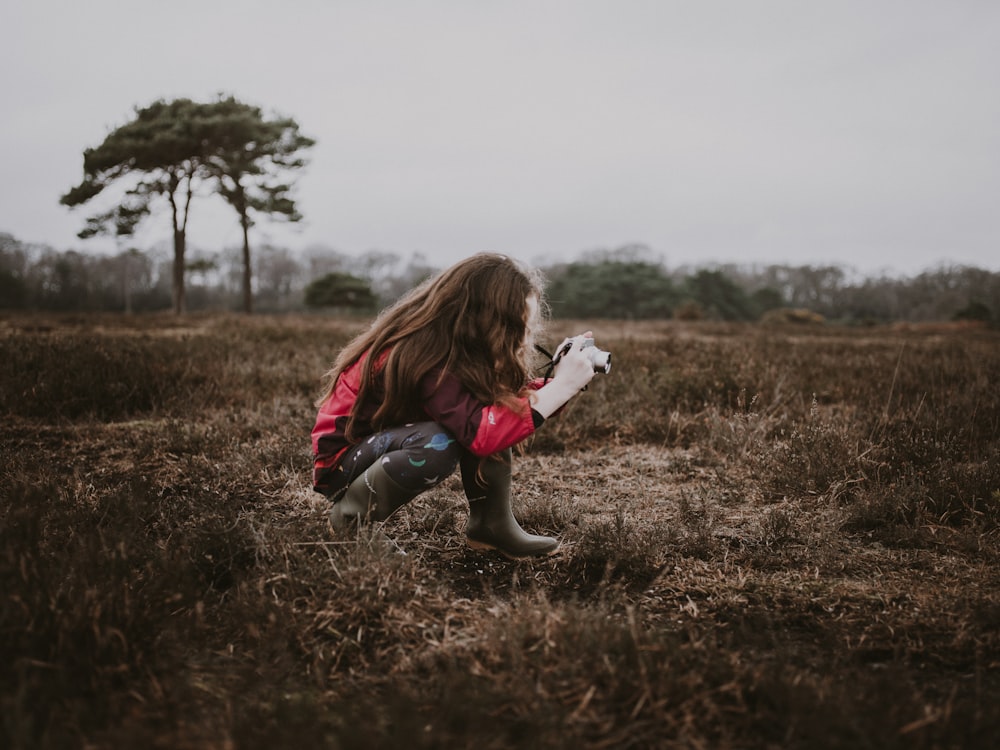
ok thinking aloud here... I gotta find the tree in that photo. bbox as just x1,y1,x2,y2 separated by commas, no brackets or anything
356,249,402,303
113,248,153,314
255,244,304,311
36,250,91,310
683,269,756,321
61,98,208,314
952,300,992,323
199,96,315,313
546,259,677,318
0,232,29,309
749,287,784,317
380,252,436,303
304,272,377,312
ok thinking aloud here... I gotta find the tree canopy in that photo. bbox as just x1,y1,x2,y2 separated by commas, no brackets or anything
682,269,756,320
547,259,678,319
304,272,377,311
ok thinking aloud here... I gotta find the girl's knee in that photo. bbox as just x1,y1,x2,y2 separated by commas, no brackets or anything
389,425,462,488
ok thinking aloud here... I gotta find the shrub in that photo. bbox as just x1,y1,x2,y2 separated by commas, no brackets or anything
303,272,376,311
750,398,863,501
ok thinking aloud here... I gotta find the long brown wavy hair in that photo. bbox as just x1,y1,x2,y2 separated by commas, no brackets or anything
318,253,546,441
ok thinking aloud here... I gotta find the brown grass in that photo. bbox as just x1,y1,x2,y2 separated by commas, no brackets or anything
2,313,998,749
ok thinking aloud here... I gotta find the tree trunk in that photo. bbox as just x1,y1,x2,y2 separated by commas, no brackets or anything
168,171,191,315
172,228,186,314
241,209,253,314
122,248,133,315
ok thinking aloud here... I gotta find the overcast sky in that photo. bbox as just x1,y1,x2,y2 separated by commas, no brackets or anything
3,0,998,275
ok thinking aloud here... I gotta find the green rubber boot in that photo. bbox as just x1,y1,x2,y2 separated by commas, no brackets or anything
462,450,560,559
329,459,420,533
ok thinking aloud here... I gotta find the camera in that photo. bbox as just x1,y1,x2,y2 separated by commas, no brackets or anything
555,337,612,374
581,338,612,374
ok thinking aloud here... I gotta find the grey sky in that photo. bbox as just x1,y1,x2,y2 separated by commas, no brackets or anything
3,0,998,275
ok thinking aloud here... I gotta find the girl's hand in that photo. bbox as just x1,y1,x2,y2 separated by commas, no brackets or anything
531,332,597,418
552,333,597,392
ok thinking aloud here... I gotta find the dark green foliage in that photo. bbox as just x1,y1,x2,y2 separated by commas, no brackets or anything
953,300,992,322
749,286,784,315
683,268,757,320
304,272,378,311
546,260,678,318
75,197,150,241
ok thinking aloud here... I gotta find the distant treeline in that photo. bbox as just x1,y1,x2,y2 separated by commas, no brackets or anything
2,233,997,324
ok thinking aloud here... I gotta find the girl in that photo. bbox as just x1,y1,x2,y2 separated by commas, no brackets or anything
311,253,596,558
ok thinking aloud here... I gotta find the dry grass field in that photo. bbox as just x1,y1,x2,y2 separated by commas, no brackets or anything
2,313,998,749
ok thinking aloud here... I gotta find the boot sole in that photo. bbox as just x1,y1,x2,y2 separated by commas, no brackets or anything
466,537,561,560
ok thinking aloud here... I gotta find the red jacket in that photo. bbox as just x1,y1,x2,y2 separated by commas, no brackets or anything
311,350,542,492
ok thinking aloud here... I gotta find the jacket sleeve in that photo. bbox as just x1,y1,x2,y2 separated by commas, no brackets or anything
420,369,537,457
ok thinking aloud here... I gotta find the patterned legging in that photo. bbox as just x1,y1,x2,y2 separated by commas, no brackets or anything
327,421,504,502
